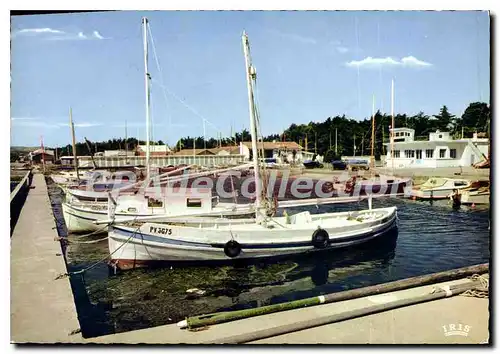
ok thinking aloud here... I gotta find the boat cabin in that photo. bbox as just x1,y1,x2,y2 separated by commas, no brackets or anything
419,178,470,191
116,187,217,216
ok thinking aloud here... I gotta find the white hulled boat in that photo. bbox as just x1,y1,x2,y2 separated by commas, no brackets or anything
410,177,472,200
108,206,397,268
107,29,399,269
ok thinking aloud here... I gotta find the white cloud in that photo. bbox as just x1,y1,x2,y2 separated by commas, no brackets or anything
11,119,60,129
346,56,433,68
56,122,103,128
93,31,104,39
336,46,349,54
75,122,103,128
11,117,39,121
12,119,103,130
401,56,432,67
15,28,107,41
17,28,65,35
346,56,400,68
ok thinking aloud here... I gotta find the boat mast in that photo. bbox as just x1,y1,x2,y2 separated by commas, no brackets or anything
242,31,263,210
69,107,80,181
40,135,46,174
390,79,395,174
142,17,151,181
314,131,317,155
125,120,128,163
370,95,375,173
335,128,338,155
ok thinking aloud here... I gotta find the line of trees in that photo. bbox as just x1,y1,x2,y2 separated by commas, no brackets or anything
32,101,488,161
175,101,490,159
279,102,490,160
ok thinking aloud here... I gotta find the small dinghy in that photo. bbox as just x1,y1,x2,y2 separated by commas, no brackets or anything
410,177,472,200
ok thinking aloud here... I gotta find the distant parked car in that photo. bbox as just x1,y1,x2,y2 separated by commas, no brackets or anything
331,160,347,170
303,160,324,169
346,159,370,171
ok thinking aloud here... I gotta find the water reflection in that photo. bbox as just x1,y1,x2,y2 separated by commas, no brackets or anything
68,227,398,337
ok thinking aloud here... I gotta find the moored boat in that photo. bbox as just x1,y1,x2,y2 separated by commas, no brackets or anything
108,206,398,268
410,177,472,200
457,180,490,205
106,29,400,270
63,185,256,233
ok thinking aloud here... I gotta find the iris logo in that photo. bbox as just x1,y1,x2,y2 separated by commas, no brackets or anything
442,323,471,337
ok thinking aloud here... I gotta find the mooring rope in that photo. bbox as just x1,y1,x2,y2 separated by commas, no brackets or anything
71,223,110,238
460,274,489,298
53,222,110,244
54,223,141,280
65,236,109,244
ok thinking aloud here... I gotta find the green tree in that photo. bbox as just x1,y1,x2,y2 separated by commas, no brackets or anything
324,149,341,163
461,102,490,135
10,151,20,162
433,105,456,132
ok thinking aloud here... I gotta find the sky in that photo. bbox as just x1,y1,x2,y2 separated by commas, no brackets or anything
10,10,490,147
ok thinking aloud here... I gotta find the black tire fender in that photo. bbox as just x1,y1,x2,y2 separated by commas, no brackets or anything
312,228,329,249
224,240,242,258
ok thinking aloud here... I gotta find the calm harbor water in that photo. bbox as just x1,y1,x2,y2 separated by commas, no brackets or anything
46,179,490,339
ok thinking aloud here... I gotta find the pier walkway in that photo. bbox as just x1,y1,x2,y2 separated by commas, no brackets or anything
11,173,82,343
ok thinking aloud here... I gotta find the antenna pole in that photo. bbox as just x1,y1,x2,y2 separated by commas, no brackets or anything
371,94,376,172
142,17,151,181
70,107,80,180
335,128,338,155
125,120,128,162
391,79,395,174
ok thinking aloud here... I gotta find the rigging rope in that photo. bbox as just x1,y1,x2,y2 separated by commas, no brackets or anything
148,22,228,143
147,22,170,142
354,16,361,119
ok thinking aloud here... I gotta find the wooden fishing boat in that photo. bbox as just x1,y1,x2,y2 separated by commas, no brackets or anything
50,170,92,185
62,163,255,233
106,28,399,269
108,206,397,268
457,180,490,205
63,186,256,233
410,178,472,200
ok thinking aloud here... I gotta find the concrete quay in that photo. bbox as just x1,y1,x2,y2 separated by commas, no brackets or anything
11,173,83,343
87,277,489,344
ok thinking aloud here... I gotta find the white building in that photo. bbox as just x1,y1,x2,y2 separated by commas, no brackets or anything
136,145,172,156
239,141,314,163
103,150,129,157
385,128,489,169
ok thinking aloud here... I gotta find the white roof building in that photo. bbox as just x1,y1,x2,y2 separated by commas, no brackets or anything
137,145,171,154
385,128,489,169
